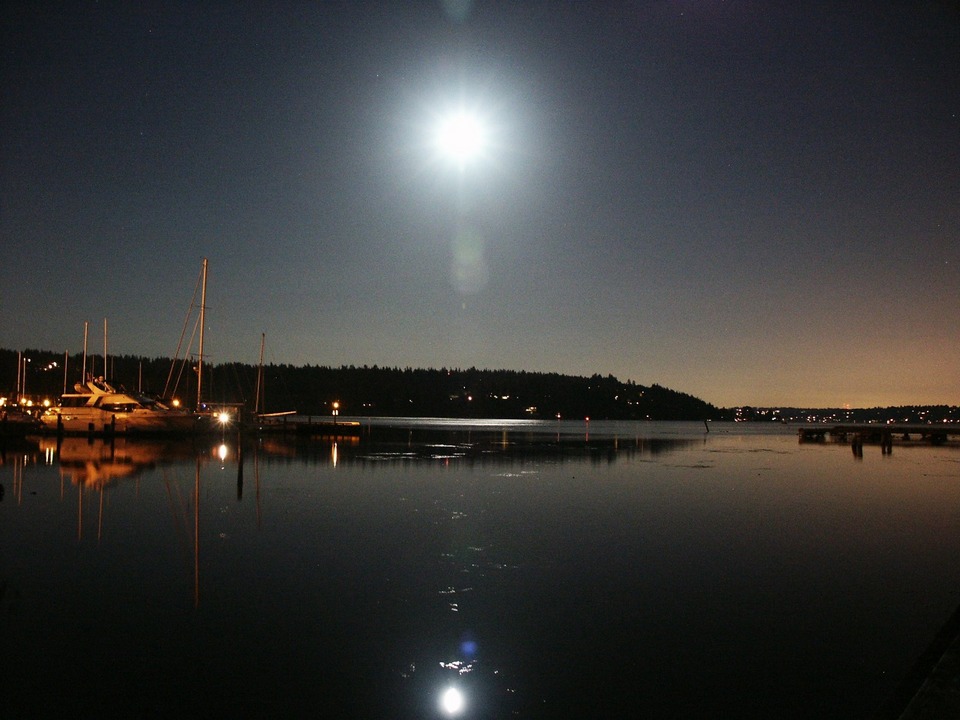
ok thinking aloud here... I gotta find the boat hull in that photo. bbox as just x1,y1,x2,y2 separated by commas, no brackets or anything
40,408,201,435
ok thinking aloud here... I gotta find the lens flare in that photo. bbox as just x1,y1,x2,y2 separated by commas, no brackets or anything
450,226,488,294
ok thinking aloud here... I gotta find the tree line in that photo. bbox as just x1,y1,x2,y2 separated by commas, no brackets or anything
0,348,718,420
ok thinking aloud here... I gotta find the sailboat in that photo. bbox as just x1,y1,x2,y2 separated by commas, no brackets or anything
40,266,211,436
251,333,297,432
159,258,238,432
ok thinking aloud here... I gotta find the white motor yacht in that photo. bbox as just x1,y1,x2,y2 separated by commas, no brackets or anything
41,378,201,435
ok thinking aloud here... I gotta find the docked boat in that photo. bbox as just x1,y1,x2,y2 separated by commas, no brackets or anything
40,378,201,435
1,406,42,437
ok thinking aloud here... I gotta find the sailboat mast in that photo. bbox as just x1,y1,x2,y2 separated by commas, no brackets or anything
254,332,265,415
82,321,88,382
103,318,108,381
196,258,208,409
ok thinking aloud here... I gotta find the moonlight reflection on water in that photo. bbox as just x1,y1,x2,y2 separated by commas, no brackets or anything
2,421,959,718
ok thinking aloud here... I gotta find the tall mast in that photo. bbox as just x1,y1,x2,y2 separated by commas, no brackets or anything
254,332,265,415
103,318,108,381
196,258,208,409
82,321,88,382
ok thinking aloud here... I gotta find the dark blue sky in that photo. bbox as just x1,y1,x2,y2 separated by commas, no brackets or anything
2,1,958,407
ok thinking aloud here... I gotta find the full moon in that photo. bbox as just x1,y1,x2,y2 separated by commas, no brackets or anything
435,111,487,164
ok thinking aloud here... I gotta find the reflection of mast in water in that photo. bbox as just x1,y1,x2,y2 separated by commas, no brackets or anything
194,456,200,608
14,453,25,504
237,441,243,501
74,475,106,543
255,443,262,530
162,456,202,607
98,484,104,543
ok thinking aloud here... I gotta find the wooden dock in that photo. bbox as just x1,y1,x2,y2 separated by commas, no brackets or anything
798,424,957,454
251,416,362,437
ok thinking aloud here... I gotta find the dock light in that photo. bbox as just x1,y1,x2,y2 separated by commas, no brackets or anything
171,399,181,408
440,687,464,715
218,411,231,425
332,401,339,418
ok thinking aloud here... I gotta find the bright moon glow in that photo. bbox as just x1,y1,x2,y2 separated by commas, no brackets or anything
435,112,487,163
441,687,464,715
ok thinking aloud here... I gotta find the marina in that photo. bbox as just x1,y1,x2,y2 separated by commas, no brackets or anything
39,377,202,436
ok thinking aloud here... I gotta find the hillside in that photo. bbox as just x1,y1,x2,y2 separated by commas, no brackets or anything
1,348,717,421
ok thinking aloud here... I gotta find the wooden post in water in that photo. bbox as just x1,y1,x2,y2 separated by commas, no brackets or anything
852,433,863,457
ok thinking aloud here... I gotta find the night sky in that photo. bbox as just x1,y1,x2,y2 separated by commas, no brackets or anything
2,1,958,408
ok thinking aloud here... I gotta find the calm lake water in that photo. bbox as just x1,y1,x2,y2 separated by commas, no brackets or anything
3,420,959,718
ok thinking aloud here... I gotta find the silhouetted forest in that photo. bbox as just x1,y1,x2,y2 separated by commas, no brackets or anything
0,348,717,420
8,348,955,423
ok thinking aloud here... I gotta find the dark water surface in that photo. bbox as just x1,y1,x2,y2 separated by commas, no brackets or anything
3,421,960,718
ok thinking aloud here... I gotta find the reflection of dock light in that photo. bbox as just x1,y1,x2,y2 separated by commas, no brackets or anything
440,687,464,715
218,443,228,461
